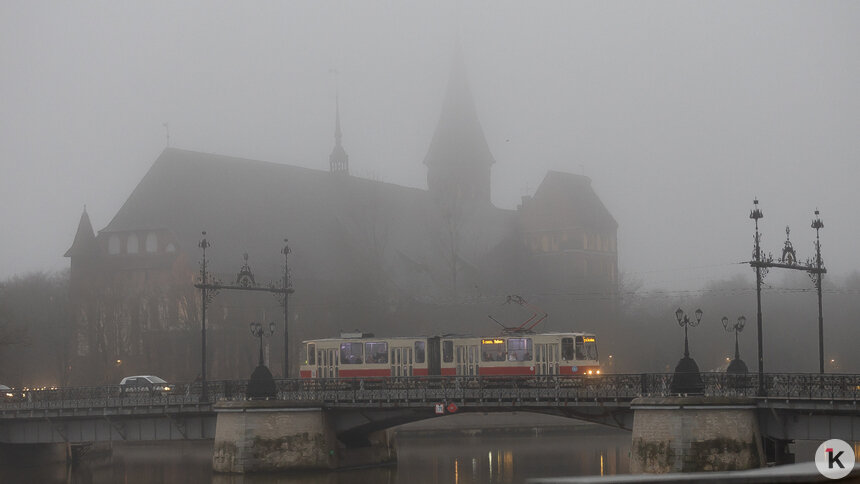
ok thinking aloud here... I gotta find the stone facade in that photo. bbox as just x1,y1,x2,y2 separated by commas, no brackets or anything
213,402,338,472
212,401,396,472
630,397,764,473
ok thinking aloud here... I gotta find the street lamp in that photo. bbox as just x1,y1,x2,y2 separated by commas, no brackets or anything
676,308,702,358
722,316,748,375
670,308,704,395
250,321,275,368
247,321,277,400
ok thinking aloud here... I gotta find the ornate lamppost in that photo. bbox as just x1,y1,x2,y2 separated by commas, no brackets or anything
811,210,825,374
750,199,766,395
194,233,294,401
722,316,748,375
748,199,827,395
250,321,275,368
247,321,277,400
197,232,216,403
670,308,704,395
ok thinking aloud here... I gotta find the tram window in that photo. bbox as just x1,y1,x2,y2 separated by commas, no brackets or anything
507,338,533,361
365,342,388,364
307,344,315,365
340,342,363,364
415,341,426,363
584,337,598,361
481,340,506,362
442,341,453,363
561,338,574,360
575,336,586,360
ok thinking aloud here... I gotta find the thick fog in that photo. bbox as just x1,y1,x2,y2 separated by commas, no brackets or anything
2,1,859,291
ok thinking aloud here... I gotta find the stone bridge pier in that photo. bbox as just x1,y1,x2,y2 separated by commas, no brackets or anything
212,400,403,473
630,397,764,473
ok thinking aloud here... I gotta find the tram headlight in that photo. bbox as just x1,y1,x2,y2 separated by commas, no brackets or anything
587,370,593,375
596,370,600,375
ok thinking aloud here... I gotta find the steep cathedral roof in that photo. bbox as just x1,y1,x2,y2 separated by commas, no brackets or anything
523,171,618,232
101,148,516,295
423,46,495,169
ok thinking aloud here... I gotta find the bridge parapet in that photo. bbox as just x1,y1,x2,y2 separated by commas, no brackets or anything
2,373,859,415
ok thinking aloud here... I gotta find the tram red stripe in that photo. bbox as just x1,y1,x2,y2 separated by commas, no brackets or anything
338,368,391,377
478,366,534,376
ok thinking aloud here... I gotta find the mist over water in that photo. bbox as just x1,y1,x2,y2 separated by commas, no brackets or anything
2,423,632,484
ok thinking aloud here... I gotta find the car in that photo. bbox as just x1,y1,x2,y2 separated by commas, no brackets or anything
0,384,14,399
119,375,172,396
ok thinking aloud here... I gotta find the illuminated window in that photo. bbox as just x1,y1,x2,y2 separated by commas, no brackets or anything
145,232,157,253
127,234,139,254
365,342,388,364
507,338,532,361
108,235,120,255
340,342,363,364
575,336,599,361
481,339,506,362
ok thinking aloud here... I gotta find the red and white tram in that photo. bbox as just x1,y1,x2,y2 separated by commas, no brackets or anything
299,331,600,379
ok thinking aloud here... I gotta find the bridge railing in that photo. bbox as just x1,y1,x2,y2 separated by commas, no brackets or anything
2,373,858,412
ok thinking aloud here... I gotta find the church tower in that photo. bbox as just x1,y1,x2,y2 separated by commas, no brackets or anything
329,95,349,175
424,45,495,204
64,206,99,279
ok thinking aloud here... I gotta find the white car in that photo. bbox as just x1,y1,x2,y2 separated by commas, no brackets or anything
119,375,172,395
0,384,14,399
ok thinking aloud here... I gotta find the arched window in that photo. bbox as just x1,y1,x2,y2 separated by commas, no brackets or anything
108,235,120,255
145,233,158,253
127,234,139,254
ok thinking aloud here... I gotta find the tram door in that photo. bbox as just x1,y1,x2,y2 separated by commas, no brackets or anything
390,346,414,377
455,344,479,376
318,348,338,378
535,344,559,375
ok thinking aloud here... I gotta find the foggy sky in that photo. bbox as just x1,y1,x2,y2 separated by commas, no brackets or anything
2,1,859,291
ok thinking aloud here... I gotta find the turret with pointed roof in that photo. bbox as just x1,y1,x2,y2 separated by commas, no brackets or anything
65,207,98,258
329,96,349,175
424,44,495,204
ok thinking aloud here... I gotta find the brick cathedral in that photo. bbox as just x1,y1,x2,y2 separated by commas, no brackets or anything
64,50,618,385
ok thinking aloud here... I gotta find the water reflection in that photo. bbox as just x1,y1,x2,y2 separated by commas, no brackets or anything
396,426,630,484
2,424,630,484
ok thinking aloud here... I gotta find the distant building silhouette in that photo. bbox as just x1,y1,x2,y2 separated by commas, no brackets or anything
65,49,618,384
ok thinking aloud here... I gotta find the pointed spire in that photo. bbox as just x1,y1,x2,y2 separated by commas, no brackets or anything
334,95,342,143
65,206,98,257
424,40,495,202
329,93,349,175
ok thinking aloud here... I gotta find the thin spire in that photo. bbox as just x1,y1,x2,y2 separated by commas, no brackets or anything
335,94,342,144
329,88,349,175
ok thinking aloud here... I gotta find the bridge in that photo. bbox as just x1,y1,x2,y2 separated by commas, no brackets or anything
1,373,858,472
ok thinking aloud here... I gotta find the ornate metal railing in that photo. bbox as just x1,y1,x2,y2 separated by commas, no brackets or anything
1,373,858,414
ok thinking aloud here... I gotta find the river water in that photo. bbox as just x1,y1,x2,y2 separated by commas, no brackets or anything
2,417,631,484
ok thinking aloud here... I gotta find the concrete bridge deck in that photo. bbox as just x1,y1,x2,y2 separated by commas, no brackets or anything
0,373,858,445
